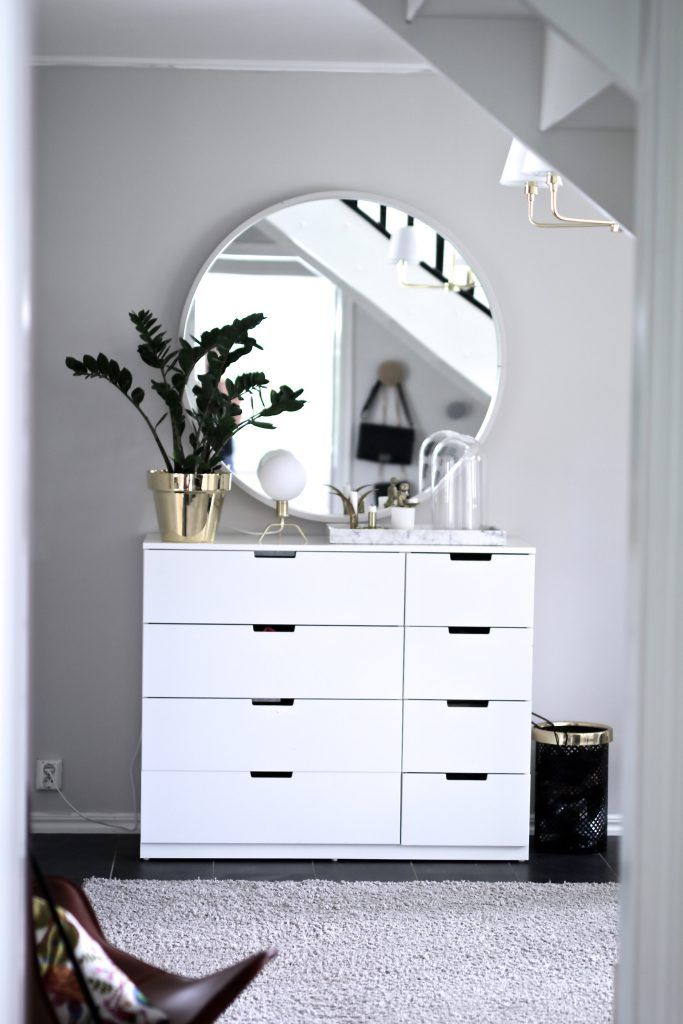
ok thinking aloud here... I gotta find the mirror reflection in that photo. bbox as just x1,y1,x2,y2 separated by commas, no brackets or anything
183,196,499,518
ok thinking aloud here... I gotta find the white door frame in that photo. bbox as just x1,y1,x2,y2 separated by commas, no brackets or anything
618,0,683,1019
0,0,30,1017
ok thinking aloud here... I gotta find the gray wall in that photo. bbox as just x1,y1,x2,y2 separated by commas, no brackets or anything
32,67,634,821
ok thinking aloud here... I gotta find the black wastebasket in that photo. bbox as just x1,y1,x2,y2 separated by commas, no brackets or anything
533,721,613,854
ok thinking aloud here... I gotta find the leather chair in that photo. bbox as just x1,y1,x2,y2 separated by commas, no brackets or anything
29,875,276,1024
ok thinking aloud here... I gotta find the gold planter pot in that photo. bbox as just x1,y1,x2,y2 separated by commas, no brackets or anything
147,470,232,543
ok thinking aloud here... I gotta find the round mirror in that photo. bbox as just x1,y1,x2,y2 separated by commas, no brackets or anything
181,194,501,520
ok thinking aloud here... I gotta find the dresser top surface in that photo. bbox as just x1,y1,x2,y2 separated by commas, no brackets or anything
143,533,535,554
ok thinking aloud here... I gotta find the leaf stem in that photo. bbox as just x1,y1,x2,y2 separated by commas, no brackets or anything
121,390,173,471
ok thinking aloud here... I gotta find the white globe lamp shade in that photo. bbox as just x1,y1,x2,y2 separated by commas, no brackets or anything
387,225,419,264
499,138,555,187
257,449,306,502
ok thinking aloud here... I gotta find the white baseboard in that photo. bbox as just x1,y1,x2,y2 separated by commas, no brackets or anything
31,811,623,838
31,811,139,834
606,814,623,836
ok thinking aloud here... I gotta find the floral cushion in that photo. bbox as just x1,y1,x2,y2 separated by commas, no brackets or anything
33,896,168,1023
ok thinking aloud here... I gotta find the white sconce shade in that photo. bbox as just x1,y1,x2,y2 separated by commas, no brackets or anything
387,225,420,264
257,449,306,501
499,138,555,187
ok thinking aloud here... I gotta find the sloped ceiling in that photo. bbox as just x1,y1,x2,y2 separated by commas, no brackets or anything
34,0,430,71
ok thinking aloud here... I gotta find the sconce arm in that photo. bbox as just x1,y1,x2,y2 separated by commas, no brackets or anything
547,174,620,232
525,182,567,229
398,260,475,293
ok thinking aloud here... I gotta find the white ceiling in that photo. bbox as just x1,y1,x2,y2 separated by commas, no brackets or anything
34,0,431,71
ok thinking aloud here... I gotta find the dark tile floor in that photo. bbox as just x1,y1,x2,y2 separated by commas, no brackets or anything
31,833,619,885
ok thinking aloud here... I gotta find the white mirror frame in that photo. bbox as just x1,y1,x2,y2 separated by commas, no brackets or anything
179,190,507,523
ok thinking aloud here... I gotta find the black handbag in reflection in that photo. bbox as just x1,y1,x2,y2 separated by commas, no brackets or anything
356,380,415,464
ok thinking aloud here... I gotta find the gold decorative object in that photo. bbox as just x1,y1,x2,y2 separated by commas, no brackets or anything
384,477,415,509
328,484,374,529
148,471,232,544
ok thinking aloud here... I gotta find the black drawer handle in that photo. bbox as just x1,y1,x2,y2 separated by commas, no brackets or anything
250,771,293,779
449,553,492,561
446,700,489,708
252,624,296,632
251,698,294,706
445,773,488,781
448,626,491,635
254,551,297,558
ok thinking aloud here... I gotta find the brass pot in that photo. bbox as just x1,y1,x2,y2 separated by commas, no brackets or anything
147,470,232,543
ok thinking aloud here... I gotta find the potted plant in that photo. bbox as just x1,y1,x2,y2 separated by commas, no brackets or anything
65,309,305,542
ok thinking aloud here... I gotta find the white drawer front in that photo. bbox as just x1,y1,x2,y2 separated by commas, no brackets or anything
404,628,533,700
141,771,400,845
405,553,535,627
144,549,405,626
402,773,530,847
143,698,401,772
143,624,403,699
403,700,531,773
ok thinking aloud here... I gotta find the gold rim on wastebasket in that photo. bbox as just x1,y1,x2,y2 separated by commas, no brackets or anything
532,722,613,747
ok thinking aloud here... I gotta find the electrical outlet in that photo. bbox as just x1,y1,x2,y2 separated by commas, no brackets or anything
36,759,62,791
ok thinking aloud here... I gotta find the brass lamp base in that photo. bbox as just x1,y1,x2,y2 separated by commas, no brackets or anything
258,500,308,544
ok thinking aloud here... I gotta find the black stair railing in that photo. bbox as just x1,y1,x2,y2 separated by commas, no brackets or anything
342,199,492,318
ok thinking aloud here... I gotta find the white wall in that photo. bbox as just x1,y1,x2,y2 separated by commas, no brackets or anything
31,67,634,823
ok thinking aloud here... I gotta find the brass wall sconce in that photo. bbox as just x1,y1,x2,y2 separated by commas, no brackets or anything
387,226,476,293
501,139,620,233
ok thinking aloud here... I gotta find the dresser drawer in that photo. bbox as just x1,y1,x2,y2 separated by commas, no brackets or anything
142,698,401,772
405,553,535,627
144,549,404,625
141,770,400,845
143,624,403,699
404,627,533,700
403,700,531,773
401,773,530,847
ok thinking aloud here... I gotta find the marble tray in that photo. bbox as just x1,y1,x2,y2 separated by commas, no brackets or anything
326,525,507,546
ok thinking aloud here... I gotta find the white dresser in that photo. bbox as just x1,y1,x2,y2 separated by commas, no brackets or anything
140,534,535,861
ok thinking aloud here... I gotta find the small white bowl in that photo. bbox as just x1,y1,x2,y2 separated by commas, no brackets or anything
390,506,416,530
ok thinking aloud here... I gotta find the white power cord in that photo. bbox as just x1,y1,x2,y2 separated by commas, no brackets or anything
54,732,142,833
221,521,268,537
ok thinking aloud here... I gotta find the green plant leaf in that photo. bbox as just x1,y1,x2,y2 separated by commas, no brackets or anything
259,385,306,417
236,312,266,331
137,345,162,369
66,309,303,479
65,356,85,375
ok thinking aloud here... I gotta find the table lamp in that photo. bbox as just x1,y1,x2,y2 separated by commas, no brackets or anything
256,449,307,543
